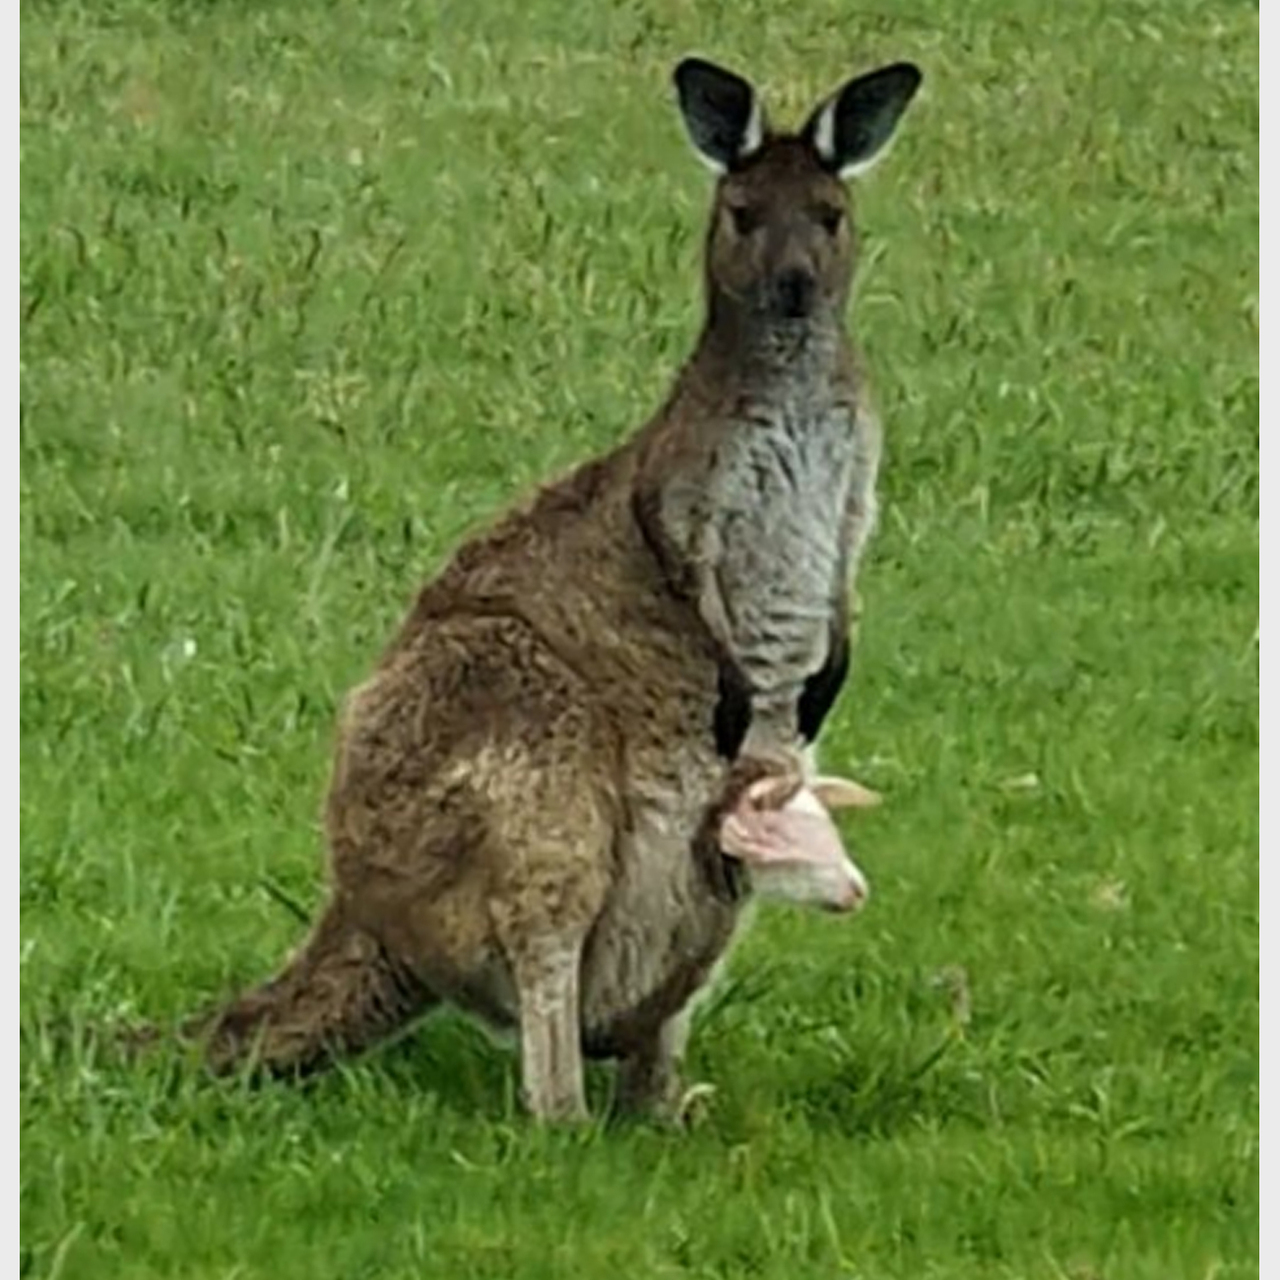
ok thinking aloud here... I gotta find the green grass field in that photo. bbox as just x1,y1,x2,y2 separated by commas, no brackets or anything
20,0,1259,1276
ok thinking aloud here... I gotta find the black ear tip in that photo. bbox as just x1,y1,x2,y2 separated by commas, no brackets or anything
673,56,754,100
672,58,702,100
673,56,716,89
889,62,924,94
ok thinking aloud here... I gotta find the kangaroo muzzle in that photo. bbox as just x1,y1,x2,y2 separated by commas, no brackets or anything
769,267,818,320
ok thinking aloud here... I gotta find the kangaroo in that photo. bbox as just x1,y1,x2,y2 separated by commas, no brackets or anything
176,58,922,1122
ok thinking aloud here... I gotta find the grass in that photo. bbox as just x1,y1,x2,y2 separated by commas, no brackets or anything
19,0,1258,1276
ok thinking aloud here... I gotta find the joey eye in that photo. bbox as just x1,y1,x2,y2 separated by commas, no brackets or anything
816,205,844,235
727,203,762,236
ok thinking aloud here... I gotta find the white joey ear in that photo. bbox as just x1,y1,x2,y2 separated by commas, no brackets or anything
810,776,882,810
744,770,800,810
673,57,766,173
803,62,922,178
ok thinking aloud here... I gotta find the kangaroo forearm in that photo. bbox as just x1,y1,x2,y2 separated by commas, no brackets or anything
797,624,851,743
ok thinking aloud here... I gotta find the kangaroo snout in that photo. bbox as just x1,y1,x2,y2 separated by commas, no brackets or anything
770,267,818,319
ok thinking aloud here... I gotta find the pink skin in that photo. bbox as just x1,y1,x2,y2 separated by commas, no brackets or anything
719,773,880,913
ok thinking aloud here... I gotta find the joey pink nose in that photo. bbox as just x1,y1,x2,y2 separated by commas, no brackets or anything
832,877,868,914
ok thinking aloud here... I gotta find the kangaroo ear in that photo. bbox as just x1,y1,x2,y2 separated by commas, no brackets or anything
673,57,766,173
802,62,922,178
744,771,799,810
810,776,882,810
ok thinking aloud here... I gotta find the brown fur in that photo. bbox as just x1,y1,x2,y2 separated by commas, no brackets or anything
192,454,733,1117
178,62,921,1121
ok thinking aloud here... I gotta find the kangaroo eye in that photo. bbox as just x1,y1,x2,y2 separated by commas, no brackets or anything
728,203,762,236
816,205,844,235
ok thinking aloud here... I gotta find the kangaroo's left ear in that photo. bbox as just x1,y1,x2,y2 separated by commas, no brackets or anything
802,62,922,178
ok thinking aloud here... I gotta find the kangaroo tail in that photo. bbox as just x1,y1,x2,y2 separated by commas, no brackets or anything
186,902,432,1078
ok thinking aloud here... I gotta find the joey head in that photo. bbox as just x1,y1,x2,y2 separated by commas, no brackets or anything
717,756,881,913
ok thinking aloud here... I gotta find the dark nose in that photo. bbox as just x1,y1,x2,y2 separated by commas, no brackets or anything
771,268,817,319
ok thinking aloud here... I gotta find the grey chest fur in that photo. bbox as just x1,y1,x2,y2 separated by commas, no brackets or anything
701,396,879,739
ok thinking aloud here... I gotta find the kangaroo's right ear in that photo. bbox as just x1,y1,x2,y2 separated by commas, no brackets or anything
673,58,765,173
802,62,923,178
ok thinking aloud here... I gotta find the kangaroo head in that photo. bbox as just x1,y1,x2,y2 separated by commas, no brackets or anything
673,58,921,327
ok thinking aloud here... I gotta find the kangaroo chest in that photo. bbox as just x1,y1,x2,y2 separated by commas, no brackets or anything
705,395,876,737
